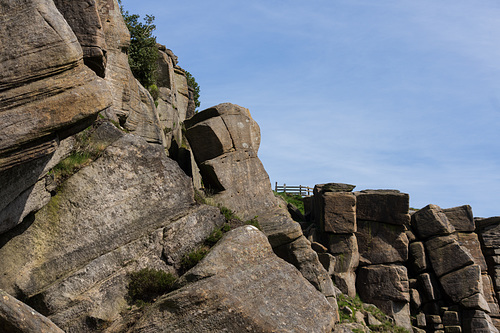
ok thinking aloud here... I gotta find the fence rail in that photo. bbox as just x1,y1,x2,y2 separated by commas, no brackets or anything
275,183,313,197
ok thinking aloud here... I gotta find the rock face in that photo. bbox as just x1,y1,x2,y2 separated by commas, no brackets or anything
53,0,107,77
0,0,112,234
127,226,336,333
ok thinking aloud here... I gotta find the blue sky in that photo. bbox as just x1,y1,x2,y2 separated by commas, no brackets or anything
122,0,500,217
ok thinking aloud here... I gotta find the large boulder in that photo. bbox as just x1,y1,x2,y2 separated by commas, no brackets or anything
155,45,191,151
424,235,474,277
0,0,112,234
443,205,475,232
185,103,336,303
0,289,64,333
317,191,356,234
356,264,411,330
439,264,481,303
411,204,455,240
127,226,336,333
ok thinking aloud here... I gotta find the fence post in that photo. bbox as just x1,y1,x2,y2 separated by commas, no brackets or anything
283,183,286,193
275,182,277,192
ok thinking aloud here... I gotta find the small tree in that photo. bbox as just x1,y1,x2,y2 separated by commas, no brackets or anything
185,70,201,110
121,7,158,90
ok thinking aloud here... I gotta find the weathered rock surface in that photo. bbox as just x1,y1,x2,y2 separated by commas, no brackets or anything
425,235,474,277
409,241,428,273
443,205,475,232
356,264,411,329
439,264,481,303
186,103,336,303
318,192,356,234
356,220,409,265
0,133,218,331
156,45,193,152
456,232,488,272
0,289,64,333
127,226,336,333
0,0,112,235
0,0,111,165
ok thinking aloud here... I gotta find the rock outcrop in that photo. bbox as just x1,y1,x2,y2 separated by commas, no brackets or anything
2,0,500,332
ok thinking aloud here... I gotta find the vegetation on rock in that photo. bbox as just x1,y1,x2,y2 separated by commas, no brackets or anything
127,268,177,305
120,5,158,91
274,191,305,215
185,70,201,110
337,294,409,333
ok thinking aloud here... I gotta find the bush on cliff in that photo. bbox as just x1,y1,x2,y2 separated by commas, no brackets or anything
127,268,177,305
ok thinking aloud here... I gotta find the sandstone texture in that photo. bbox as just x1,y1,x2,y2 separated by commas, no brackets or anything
3,0,500,332
0,0,112,235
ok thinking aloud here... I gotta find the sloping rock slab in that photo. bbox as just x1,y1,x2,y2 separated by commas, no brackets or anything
0,134,195,300
0,289,63,333
129,226,335,333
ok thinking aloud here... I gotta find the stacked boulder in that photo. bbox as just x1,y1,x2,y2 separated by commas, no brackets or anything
355,190,412,330
311,183,358,298
409,204,498,332
307,186,412,329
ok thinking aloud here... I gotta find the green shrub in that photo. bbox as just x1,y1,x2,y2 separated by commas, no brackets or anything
274,191,305,215
148,84,159,101
185,70,200,110
205,228,224,246
120,4,158,89
219,206,239,221
127,268,177,304
245,216,261,230
180,247,209,273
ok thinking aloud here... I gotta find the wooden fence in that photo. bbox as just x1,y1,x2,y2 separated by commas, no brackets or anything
274,183,313,197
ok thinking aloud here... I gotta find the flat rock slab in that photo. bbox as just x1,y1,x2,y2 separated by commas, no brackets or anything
129,226,336,333
357,264,410,304
439,264,481,303
320,192,356,234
